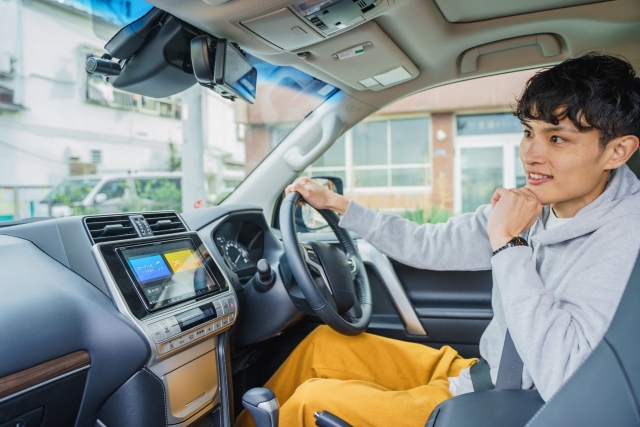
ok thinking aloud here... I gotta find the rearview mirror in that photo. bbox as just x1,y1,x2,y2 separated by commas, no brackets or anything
190,36,257,104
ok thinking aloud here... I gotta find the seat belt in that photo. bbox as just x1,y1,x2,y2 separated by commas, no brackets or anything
495,329,524,389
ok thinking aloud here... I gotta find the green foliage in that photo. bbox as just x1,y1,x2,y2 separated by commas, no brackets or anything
168,142,182,172
124,179,182,212
401,206,451,225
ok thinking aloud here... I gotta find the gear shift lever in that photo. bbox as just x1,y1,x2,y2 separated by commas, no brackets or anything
242,388,279,427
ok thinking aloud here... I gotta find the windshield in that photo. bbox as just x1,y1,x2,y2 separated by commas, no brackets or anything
0,0,336,221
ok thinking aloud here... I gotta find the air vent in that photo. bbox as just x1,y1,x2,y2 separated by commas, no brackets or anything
85,215,137,244
142,212,187,236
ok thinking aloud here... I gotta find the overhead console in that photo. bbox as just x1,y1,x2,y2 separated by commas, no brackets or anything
236,0,418,91
238,0,392,51
89,211,237,426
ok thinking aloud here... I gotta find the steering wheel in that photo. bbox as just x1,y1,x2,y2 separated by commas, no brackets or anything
280,192,372,335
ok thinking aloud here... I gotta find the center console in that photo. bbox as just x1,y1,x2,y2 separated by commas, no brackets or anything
91,213,237,427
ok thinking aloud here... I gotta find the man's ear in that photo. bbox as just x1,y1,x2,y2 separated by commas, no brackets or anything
605,135,640,169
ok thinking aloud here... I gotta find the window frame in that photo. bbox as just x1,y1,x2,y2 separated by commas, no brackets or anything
307,113,433,194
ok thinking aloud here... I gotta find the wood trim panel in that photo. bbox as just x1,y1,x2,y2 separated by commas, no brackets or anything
0,351,91,400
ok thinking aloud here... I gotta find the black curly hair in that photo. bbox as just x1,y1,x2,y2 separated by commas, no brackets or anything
514,53,640,149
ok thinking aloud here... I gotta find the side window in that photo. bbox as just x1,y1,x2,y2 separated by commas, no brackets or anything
99,180,126,200
299,69,536,231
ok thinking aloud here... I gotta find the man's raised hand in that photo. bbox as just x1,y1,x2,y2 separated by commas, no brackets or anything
487,187,542,251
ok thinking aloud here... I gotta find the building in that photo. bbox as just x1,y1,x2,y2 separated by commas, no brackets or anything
240,69,537,217
0,0,244,220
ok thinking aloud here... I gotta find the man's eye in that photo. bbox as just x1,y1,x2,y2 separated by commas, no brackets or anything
550,135,564,143
523,130,532,138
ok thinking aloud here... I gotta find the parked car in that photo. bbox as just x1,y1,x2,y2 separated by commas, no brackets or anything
37,172,182,217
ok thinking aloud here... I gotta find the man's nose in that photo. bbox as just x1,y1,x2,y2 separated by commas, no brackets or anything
522,138,547,165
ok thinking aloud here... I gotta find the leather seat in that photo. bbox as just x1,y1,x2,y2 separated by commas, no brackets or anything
426,250,640,426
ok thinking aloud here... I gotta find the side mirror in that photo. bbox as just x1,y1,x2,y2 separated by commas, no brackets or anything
94,193,108,204
296,175,344,232
310,176,343,195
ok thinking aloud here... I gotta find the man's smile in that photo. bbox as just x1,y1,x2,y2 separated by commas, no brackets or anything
527,171,554,185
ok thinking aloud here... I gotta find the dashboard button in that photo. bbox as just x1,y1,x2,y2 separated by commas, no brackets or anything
213,300,223,310
186,331,197,342
148,322,165,343
221,317,229,326
216,308,225,317
158,340,178,354
158,319,173,337
214,321,222,330
205,323,214,334
176,335,188,347
227,297,236,312
221,298,229,310
195,328,206,339
229,313,235,323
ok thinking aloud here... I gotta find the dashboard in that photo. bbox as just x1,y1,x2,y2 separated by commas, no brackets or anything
0,205,305,427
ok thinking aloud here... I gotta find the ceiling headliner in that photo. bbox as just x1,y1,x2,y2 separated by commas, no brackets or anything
145,0,640,110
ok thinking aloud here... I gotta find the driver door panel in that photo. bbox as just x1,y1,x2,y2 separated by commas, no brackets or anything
363,250,493,359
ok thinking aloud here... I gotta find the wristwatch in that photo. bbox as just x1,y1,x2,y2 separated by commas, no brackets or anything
492,236,529,256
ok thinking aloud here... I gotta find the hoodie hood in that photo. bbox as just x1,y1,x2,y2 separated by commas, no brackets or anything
535,164,640,246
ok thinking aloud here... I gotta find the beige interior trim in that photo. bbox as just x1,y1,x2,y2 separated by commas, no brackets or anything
297,21,419,91
461,34,561,73
434,0,609,23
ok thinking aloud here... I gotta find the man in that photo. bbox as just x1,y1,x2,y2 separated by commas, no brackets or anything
236,53,640,427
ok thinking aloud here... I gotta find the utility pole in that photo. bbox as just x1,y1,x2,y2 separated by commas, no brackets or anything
181,84,207,213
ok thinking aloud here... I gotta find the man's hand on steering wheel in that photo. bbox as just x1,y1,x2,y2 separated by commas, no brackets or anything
285,177,350,214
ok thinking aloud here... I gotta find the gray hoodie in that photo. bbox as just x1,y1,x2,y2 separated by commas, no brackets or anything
339,164,640,401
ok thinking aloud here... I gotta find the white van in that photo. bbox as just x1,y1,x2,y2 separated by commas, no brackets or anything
37,172,182,217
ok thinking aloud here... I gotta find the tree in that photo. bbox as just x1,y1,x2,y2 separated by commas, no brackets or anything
168,141,182,171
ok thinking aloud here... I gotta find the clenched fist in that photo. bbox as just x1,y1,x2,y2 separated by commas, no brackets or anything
487,187,543,251
285,176,350,214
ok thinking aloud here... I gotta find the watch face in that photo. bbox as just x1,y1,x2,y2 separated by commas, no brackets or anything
512,236,529,246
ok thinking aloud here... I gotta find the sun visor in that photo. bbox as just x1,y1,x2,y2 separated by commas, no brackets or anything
296,21,418,91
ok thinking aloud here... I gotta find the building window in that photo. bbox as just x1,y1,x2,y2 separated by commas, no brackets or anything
456,112,522,135
455,112,525,213
91,149,102,164
308,116,431,191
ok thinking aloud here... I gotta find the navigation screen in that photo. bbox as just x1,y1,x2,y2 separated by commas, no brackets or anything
117,239,221,311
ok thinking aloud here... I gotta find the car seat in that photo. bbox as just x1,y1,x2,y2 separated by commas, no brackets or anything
426,250,640,426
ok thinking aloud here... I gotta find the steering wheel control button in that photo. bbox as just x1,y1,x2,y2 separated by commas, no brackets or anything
148,322,165,343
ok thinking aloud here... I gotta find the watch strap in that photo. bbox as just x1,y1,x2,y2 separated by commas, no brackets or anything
492,236,529,256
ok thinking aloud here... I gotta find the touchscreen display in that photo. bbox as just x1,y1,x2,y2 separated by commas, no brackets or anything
117,239,221,310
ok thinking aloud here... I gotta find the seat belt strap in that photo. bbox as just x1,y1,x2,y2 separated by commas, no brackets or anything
495,329,524,389
470,358,495,391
